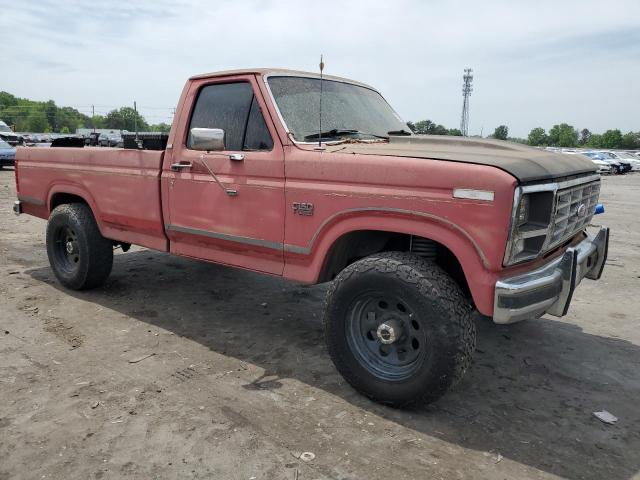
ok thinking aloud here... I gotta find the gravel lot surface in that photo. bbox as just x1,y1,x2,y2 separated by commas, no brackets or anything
1,168,639,480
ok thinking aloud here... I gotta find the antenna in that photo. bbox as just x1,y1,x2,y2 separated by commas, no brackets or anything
318,54,324,148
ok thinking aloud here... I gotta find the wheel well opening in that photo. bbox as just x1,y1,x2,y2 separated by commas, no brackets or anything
50,193,88,211
318,230,471,301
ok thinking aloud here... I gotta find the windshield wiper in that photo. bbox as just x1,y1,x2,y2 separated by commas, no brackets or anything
387,129,412,136
304,129,388,141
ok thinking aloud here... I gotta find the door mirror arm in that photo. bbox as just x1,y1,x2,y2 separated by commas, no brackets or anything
199,154,238,197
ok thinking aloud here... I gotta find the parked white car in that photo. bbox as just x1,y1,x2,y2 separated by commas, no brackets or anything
563,151,614,174
0,120,23,146
592,159,615,174
583,152,626,174
606,151,640,171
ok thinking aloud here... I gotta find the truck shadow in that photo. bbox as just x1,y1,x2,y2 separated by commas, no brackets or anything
28,249,640,480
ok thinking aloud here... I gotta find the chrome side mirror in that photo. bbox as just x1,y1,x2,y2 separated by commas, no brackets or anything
189,128,225,151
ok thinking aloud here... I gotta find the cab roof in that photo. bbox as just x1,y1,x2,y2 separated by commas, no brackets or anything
188,68,376,90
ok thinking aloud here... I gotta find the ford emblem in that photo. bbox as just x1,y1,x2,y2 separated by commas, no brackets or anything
576,203,587,218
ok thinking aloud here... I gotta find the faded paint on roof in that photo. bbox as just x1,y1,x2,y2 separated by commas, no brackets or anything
189,68,376,90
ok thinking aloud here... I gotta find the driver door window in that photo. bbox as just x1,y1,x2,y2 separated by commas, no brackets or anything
187,82,272,151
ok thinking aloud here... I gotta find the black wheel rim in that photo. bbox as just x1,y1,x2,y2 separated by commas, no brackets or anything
52,225,81,275
346,291,428,381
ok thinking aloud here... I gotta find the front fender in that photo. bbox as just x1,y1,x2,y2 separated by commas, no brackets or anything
283,208,497,315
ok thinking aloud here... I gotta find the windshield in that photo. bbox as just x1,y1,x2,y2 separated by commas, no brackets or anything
0,139,12,148
267,76,408,142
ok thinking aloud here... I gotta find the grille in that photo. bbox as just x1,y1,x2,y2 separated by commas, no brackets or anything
547,180,600,249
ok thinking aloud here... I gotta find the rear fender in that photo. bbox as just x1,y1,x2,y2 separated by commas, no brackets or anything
47,183,106,235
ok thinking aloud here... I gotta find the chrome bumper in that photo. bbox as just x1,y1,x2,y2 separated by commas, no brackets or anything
493,227,609,324
13,200,22,215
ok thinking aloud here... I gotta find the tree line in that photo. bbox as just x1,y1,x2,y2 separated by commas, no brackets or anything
0,91,171,134
407,119,639,150
526,124,638,150
406,120,462,136
4,91,635,150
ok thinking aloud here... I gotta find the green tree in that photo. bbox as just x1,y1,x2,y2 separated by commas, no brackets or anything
579,128,592,145
527,127,548,146
0,91,93,133
60,126,70,134
104,107,149,131
548,123,578,147
432,124,448,135
409,119,468,136
44,100,57,131
149,122,171,133
493,125,509,140
621,131,639,150
91,115,106,129
600,129,623,149
25,110,50,132
586,134,603,148
413,119,435,134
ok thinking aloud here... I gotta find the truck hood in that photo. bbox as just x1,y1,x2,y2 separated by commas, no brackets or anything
326,135,597,184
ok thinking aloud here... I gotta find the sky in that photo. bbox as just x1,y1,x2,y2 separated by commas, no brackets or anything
1,0,638,138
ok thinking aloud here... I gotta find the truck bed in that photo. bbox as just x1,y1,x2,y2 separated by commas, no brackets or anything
16,146,168,252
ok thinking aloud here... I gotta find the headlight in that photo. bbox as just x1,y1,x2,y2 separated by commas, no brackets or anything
504,189,554,265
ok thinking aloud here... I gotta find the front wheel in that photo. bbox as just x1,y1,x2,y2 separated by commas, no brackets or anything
46,203,113,290
324,252,476,407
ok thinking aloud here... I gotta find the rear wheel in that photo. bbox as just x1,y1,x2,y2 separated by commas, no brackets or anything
46,203,113,290
324,252,475,407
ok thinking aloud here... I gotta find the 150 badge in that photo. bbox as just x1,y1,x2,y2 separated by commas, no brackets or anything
292,202,314,216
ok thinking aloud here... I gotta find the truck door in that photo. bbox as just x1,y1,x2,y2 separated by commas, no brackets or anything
163,76,285,275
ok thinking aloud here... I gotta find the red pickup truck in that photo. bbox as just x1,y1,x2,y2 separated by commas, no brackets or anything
13,69,609,407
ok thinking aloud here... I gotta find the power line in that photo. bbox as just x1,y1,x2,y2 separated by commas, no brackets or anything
0,104,175,111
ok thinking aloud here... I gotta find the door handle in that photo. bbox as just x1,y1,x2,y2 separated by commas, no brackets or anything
229,153,244,161
170,162,193,171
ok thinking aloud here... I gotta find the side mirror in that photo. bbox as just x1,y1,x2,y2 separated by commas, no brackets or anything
189,128,225,151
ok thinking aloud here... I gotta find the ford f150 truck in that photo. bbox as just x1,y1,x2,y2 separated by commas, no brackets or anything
13,69,609,407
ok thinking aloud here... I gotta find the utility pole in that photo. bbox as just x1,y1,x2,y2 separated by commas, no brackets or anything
92,105,95,133
460,68,473,137
133,101,138,140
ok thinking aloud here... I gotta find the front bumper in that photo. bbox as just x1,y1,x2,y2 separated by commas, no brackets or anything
493,226,609,324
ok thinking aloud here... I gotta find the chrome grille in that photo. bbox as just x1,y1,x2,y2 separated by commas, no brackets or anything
547,180,600,249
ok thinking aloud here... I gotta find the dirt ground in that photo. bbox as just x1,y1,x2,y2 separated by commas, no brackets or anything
1,169,639,480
